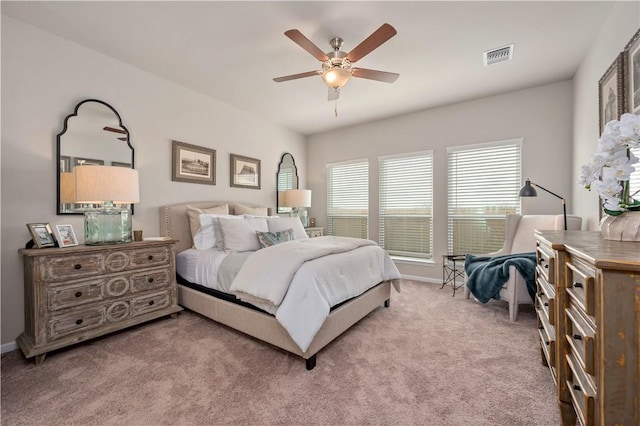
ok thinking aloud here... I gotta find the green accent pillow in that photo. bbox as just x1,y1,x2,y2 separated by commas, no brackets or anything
256,228,295,248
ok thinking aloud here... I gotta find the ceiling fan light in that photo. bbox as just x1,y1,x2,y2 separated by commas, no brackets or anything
322,68,351,89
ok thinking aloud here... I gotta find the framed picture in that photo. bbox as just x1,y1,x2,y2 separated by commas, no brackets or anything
111,161,132,167
53,224,79,247
624,29,640,114
74,157,104,167
230,154,261,189
598,53,625,134
26,223,56,248
171,140,216,185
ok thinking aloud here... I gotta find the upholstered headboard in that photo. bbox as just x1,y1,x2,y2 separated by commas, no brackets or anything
159,201,272,253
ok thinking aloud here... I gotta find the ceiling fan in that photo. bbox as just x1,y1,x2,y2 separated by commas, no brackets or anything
273,23,399,102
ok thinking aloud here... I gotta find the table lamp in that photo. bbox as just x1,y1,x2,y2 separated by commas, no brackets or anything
74,165,140,244
282,189,312,227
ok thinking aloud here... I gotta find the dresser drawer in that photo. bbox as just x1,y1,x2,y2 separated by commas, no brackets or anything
132,291,170,317
48,280,105,311
38,253,104,282
536,246,555,284
565,307,596,378
566,261,595,318
37,246,172,283
129,246,171,268
536,275,555,325
566,352,596,426
130,269,171,293
48,307,105,341
537,308,556,368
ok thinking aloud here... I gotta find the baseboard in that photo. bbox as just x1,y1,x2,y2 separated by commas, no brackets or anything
1,341,18,354
401,274,441,284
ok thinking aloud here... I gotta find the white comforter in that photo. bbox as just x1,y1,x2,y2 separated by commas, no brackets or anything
229,236,401,352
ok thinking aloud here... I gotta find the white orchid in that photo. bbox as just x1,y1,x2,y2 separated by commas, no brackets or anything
579,113,640,215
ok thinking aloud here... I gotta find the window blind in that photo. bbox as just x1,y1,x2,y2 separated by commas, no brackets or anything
326,159,369,238
630,147,640,201
379,151,433,260
447,139,522,255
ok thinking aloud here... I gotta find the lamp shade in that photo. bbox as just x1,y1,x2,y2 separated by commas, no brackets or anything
282,189,311,208
74,165,140,204
60,172,76,203
322,68,352,89
518,179,538,197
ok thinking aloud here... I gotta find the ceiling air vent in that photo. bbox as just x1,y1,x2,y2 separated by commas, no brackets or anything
484,44,514,66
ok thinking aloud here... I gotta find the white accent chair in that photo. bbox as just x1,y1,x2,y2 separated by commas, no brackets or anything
464,214,582,321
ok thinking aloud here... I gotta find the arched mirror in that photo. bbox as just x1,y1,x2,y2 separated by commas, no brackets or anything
276,153,298,214
57,99,134,215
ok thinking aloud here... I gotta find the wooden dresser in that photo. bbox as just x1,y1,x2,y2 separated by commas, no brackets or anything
535,231,639,426
17,240,182,364
304,227,325,238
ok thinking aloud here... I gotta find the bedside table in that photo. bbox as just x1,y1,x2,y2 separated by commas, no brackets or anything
17,240,182,364
304,227,324,238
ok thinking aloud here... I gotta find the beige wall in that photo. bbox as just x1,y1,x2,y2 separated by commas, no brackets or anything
0,16,306,346
572,2,640,230
307,80,575,282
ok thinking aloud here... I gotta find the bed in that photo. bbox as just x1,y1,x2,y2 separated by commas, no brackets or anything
159,201,401,370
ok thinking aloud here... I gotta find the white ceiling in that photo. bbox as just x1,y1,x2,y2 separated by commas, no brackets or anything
2,1,615,136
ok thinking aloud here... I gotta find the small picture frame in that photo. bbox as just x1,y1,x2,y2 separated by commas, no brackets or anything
623,29,640,114
171,140,216,185
230,154,261,189
53,224,79,247
26,223,56,248
598,53,625,134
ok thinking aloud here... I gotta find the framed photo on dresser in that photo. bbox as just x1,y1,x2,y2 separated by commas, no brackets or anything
53,224,78,247
26,223,56,248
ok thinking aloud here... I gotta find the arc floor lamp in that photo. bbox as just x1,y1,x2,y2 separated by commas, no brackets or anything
519,179,567,230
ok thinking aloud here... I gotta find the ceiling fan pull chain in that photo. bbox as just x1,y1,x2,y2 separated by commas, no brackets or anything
334,99,338,117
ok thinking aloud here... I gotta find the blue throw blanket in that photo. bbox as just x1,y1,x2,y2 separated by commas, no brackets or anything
464,253,537,304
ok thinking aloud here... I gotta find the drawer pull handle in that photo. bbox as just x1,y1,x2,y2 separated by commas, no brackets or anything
75,319,83,325
545,340,550,346
573,384,582,392
149,300,154,306
539,258,545,263
148,255,154,260
573,282,583,288
75,291,82,298
543,302,549,307
74,264,82,270
148,277,154,283
573,334,582,341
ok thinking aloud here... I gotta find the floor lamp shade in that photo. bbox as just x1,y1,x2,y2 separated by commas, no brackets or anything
74,165,140,245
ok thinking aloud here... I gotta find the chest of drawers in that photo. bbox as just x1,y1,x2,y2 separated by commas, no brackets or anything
535,231,639,426
17,240,182,364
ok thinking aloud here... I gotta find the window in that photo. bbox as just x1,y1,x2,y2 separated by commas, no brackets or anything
379,151,433,260
447,139,522,255
326,159,369,238
630,147,640,202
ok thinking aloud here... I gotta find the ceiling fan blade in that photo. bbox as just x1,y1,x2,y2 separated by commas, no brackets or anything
284,29,329,62
328,87,340,101
352,68,399,83
273,70,321,82
346,23,397,63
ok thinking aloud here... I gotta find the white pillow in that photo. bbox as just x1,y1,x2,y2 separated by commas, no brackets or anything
186,204,229,246
234,203,268,216
217,217,269,252
267,216,309,240
192,214,241,250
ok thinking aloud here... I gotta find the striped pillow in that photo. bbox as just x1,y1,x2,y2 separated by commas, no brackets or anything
256,228,295,248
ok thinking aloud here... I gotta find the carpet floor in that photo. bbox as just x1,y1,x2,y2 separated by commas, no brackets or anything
1,280,560,425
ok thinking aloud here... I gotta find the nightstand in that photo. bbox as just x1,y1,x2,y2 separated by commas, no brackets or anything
17,240,182,364
304,227,324,238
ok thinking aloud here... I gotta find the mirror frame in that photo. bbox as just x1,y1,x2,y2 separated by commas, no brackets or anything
56,99,135,215
276,153,299,214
